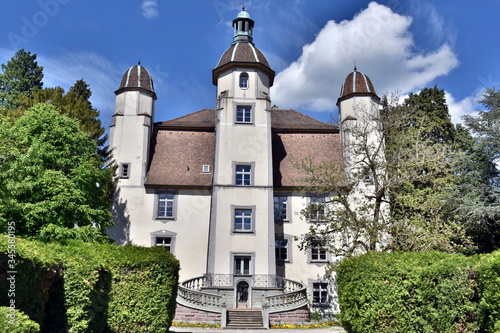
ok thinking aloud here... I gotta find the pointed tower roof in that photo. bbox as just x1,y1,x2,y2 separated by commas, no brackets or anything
213,7,275,86
337,67,379,105
115,62,157,99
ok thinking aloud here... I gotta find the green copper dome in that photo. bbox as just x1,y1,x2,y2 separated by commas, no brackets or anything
237,6,251,19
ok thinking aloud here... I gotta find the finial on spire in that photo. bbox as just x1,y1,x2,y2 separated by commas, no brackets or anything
138,60,141,66
242,4,245,11
353,59,357,72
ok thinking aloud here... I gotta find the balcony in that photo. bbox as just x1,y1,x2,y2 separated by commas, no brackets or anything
177,274,309,328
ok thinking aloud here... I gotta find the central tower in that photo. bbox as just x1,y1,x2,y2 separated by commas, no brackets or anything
208,7,276,297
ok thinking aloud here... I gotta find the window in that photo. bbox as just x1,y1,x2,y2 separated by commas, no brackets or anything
120,163,130,178
234,256,251,275
151,230,177,254
309,196,326,221
275,239,288,261
236,105,252,123
234,209,253,232
310,240,328,262
312,282,329,305
155,237,172,252
239,72,249,89
157,193,175,218
202,165,210,173
274,196,288,221
235,165,251,186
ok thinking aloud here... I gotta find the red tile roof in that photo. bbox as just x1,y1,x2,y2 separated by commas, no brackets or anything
146,129,215,187
146,109,341,188
273,132,342,187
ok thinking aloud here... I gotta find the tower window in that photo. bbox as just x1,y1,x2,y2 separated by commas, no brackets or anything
234,256,251,275
235,165,252,186
119,163,130,178
234,208,253,232
236,105,252,123
239,72,249,89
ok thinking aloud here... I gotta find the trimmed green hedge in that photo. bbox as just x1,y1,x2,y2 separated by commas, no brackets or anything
337,251,500,333
0,235,179,333
0,307,40,333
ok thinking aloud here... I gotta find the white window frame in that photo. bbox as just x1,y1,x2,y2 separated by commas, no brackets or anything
311,281,329,306
155,191,177,219
231,253,255,275
234,163,254,186
232,206,255,233
235,105,253,124
150,230,177,254
309,239,329,263
308,195,327,222
202,165,211,173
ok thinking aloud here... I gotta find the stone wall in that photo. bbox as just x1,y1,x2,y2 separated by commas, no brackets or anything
269,306,310,325
174,304,221,324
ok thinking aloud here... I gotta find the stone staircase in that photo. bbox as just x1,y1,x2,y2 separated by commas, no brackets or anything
226,309,264,329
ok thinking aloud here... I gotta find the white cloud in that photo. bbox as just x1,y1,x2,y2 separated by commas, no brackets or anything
272,1,459,112
445,90,482,125
141,0,159,19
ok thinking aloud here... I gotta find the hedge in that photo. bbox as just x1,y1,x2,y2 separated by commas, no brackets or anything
337,250,500,333
0,235,179,333
0,306,40,333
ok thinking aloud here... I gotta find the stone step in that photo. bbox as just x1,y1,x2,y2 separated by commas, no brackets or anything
227,309,264,329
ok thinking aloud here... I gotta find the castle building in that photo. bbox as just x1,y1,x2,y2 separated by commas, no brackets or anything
108,7,380,329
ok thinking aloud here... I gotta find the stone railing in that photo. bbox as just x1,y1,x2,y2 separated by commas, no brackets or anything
264,285,308,313
178,274,308,313
177,276,224,312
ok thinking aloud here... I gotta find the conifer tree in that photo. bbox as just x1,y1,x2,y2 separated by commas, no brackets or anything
0,49,43,111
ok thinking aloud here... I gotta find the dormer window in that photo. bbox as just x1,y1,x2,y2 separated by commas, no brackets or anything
239,72,249,89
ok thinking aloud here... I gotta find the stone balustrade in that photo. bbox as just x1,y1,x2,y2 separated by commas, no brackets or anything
178,274,308,314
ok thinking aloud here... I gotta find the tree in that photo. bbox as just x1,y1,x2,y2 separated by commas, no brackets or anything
297,88,474,264
0,103,113,242
16,79,110,164
0,49,43,111
296,108,389,263
449,88,500,252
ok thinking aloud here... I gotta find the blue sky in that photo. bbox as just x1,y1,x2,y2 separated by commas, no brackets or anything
1,0,499,129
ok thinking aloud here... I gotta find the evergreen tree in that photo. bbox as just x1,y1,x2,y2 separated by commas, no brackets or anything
0,49,43,111
449,88,500,252
383,88,470,252
17,80,110,163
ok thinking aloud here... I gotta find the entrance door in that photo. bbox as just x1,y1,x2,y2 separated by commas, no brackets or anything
236,280,250,308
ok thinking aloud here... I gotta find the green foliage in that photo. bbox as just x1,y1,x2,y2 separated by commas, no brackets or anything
0,103,113,240
16,80,110,163
382,88,473,253
476,251,500,332
0,307,40,333
0,49,43,111
0,235,180,333
338,251,500,332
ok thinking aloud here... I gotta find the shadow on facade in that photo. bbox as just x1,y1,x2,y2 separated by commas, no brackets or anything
107,188,131,245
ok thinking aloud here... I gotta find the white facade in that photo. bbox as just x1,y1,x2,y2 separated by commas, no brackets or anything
108,8,381,321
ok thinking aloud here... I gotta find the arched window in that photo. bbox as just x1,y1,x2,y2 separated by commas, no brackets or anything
239,72,249,89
